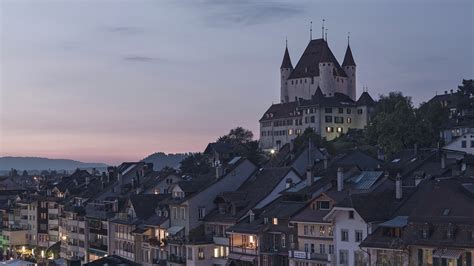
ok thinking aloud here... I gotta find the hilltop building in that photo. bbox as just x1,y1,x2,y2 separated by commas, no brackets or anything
260,37,375,150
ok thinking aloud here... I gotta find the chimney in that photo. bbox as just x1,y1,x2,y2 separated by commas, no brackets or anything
216,164,224,179
85,176,90,186
47,189,51,196
249,211,255,223
395,173,402,200
377,148,385,161
441,153,446,169
414,143,418,156
112,199,119,212
306,167,313,187
337,167,344,192
118,172,123,184
285,178,293,188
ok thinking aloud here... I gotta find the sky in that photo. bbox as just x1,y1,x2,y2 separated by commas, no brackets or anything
0,0,473,164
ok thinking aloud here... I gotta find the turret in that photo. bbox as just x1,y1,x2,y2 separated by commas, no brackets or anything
342,43,356,100
280,44,293,103
318,41,335,97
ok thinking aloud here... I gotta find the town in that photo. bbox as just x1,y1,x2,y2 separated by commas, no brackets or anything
0,28,473,266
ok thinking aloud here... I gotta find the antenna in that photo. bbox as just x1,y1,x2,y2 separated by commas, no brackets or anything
286,36,288,48
322,19,325,39
325,28,328,42
310,21,313,40
347,32,350,45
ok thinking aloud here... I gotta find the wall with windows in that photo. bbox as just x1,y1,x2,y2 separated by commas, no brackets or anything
185,244,214,266
444,131,474,155
330,209,368,266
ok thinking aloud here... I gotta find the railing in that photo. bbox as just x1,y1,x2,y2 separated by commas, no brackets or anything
230,246,258,255
167,254,186,264
89,241,108,251
288,250,332,262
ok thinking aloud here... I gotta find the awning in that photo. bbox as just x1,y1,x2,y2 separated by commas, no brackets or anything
167,226,184,235
227,253,256,262
228,253,241,260
433,249,464,259
240,255,256,262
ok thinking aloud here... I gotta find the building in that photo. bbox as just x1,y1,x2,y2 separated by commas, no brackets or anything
279,38,356,103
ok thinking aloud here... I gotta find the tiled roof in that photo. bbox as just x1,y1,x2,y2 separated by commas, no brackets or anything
356,91,375,106
288,39,347,79
259,101,299,122
281,46,293,69
342,44,356,66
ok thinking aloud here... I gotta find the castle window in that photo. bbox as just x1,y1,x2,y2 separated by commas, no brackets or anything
326,127,334,133
325,108,332,114
338,108,343,114
347,108,352,114
357,109,363,114
347,118,352,124
310,116,315,123
337,127,343,133
311,77,314,84
334,117,344,124
325,116,332,123
291,80,294,85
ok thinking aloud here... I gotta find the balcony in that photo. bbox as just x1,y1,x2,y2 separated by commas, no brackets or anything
230,246,258,255
288,250,332,262
167,254,186,265
89,241,108,252
213,236,229,246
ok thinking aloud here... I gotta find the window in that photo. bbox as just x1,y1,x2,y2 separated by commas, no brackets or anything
354,251,365,266
304,243,309,252
349,211,355,219
310,225,315,235
357,109,363,114
339,250,348,265
319,226,325,236
198,247,205,260
471,140,474,148
310,116,315,123
328,226,334,236
319,244,326,254
272,218,278,225
180,207,186,220
325,116,333,123
337,127,343,133
325,108,332,113
172,207,177,219
329,244,334,254
335,116,344,124
288,129,293,135
281,234,286,248
198,207,206,220
462,141,467,148
347,108,352,114
347,117,352,123
341,229,349,241
338,108,344,113
326,127,334,133
355,230,363,242
304,225,309,235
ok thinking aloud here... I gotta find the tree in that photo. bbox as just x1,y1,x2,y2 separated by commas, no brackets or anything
217,127,254,145
293,128,335,155
366,92,434,156
456,79,474,113
179,153,211,175
417,100,450,145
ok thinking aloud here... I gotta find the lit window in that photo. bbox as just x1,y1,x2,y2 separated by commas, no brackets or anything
288,129,293,135
337,127,343,133
273,218,278,225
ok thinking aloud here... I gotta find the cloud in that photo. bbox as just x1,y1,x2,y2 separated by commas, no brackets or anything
123,56,163,63
190,0,307,27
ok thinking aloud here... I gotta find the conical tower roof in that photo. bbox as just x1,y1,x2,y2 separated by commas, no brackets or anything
342,44,356,66
281,46,293,69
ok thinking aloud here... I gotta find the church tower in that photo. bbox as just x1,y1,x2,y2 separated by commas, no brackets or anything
342,42,356,100
280,43,293,103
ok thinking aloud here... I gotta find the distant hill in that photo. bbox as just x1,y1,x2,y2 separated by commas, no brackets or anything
141,152,188,171
0,157,108,172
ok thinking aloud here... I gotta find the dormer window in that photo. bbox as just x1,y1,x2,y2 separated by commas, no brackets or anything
447,223,456,239
317,201,330,210
349,211,354,219
421,227,430,239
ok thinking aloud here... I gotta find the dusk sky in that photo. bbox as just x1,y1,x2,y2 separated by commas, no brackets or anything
1,0,473,164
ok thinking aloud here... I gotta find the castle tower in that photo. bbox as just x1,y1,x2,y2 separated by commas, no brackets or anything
280,44,293,103
342,43,356,100
318,41,336,97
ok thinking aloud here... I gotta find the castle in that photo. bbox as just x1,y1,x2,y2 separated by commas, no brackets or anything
280,38,356,103
259,37,375,151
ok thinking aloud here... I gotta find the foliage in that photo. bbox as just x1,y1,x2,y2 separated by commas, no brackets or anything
366,92,435,156
217,127,265,165
456,79,474,113
179,153,211,175
217,126,254,145
293,128,335,155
